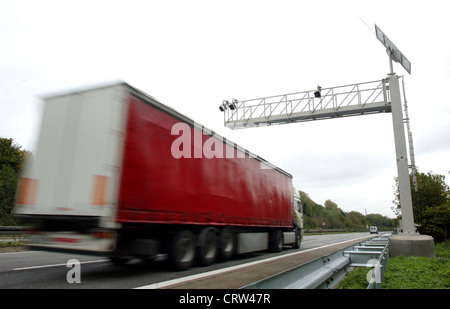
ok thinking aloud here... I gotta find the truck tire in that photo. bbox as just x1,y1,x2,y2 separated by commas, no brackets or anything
292,229,301,249
168,230,196,271
218,227,235,260
109,256,132,266
196,228,218,266
270,230,283,252
109,237,132,265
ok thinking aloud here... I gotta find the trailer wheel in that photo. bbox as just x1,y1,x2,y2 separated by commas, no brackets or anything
270,230,284,252
168,230,196,271
196,228,218,266
218,227,235,260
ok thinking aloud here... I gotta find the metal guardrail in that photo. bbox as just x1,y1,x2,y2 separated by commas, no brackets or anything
243,234,390,289
0,226,29,242
0,226,25,234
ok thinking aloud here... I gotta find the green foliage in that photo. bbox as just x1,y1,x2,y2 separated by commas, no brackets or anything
419,203,450,242
0,138,30,174
0,137,31,225
299,191,322,217
366,213,396,230
339,241,450,289
393,171,449,216
383,242,450,289
346,211,367,228
299,190,395,230
383,256,446,288
0,165,19,225
337,267,368,289
299,191,325,229
393,170,450,241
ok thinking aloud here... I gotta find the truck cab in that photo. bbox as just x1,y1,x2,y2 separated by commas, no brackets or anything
292,188,304,243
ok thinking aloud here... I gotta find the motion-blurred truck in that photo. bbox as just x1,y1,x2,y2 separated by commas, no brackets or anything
15,82,303,270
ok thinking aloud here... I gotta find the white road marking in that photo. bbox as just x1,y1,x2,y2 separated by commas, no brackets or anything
13,259,108,271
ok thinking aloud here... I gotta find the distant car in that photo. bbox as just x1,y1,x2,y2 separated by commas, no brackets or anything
369,226,379,234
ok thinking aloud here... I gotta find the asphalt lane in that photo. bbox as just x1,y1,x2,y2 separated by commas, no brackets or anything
0,232,373,289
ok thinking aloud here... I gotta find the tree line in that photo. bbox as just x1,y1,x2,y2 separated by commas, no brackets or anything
299,191,396,231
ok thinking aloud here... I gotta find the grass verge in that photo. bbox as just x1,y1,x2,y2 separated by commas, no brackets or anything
337,241,450,289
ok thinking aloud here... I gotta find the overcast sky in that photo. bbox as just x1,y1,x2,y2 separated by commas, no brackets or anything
1,0,449,218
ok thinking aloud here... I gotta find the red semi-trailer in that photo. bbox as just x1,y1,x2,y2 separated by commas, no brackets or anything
15,82,303,270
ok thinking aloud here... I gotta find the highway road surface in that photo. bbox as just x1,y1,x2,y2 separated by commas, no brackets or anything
0,232,374,289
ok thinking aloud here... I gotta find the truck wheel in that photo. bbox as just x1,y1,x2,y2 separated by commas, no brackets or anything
292,229,301,249
218,227,235,260
270,230,283,252
168,230,196,271
110,238,132,265
109,256,132,266
196,228,218,266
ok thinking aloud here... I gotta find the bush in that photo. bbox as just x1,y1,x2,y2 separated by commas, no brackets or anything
0,138,31,226
418,203,450,242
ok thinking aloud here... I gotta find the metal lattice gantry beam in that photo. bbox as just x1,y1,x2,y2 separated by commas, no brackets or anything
222,79,391,129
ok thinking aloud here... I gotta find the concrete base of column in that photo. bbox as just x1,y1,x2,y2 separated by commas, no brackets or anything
390,234,435,258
